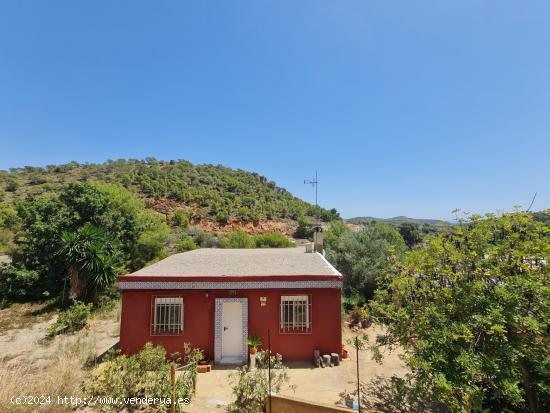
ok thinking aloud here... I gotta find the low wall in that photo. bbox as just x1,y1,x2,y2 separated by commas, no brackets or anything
265,394,355,413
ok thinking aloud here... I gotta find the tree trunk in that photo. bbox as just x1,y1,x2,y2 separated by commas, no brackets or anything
519,359,539,413
68,264,80,301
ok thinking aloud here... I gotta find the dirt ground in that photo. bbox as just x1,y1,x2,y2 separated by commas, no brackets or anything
0,304,406,413
187,324,407,412
0,302,120,369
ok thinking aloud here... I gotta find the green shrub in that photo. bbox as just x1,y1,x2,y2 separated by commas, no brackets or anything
175,236,197,253
253,232,292,248
172,209,190,229
294,216,314,240
5,180,18,192
47,301,92,336
0,264,40,302
82,342,203,412
227,351,291,413
215,209,230,225
220,229,255,248
187,227,213,247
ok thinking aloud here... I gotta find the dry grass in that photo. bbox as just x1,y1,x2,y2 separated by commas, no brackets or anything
0,337,96,413
0,300,58,332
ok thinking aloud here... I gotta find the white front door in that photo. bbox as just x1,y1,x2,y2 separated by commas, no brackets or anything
221,301,243,363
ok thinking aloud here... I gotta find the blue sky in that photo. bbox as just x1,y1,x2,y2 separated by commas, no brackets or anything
1,1,549,219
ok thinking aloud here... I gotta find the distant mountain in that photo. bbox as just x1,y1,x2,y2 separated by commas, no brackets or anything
347,216,450,226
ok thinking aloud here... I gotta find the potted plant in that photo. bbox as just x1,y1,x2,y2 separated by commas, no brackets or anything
247,335,262,370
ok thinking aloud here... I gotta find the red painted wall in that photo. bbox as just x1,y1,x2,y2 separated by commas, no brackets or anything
120,288,342,362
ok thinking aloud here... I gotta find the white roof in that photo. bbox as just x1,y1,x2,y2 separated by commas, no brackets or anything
129,247,341,277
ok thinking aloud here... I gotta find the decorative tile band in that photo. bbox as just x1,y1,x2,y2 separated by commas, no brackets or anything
119,280,343,290
214,298,248,364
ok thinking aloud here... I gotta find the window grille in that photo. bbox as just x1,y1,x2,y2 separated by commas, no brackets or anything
280,295,311,333
151,297,183,335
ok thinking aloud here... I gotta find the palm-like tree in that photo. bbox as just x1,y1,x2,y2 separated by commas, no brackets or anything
57,224,122,304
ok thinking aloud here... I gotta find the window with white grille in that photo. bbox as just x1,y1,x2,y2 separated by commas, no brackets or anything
280,295,311,333
151,297,183,335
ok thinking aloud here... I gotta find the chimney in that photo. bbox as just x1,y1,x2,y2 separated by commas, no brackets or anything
313,225,324,254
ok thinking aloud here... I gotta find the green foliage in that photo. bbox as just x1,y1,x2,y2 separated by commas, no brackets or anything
186,226,218,248
397,222,422,248
175,235,197,253
0,159,339,223
227,351,291,413
0,264,40,303
320,207,341,222
82,342,202,412
133,223,170,269
246,335,262,352
5,182,168,302
0,203,18,254
57,223,123,302
47,301,92,336
171,209,190,229
5,179,18,192
220,229,255,249
0,203,18,229
370,211,550,412
325,222,406,300
324,220,351,246
253,232,292,248
219,230,292,249
294,216,314,239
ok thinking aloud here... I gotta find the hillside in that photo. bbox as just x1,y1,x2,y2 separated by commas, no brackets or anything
347,215,450,227
0,158,339,226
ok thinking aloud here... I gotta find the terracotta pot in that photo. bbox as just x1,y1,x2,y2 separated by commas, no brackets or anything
249,346,257,355
342,349,349,359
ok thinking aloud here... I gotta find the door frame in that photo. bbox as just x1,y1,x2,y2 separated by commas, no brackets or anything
214,297,248,364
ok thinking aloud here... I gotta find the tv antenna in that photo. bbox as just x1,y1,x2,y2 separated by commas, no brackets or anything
526,192,537,212
304,170,319,225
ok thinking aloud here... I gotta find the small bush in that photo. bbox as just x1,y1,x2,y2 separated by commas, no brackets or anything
0,264,40,302
172,209,190,229
294,216,314,240
82,342,202,412
220,228,255,248
253,232,292,248
5,180,18,192
175,235,197,252
227,351,292,413
216,209,230,225
47,301,92,337
187,227,213,247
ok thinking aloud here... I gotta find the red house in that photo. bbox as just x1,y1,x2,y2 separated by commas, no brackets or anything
119,246,343,363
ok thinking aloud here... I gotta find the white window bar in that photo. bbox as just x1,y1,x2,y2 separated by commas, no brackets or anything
152,297,183,335
280,295,311,333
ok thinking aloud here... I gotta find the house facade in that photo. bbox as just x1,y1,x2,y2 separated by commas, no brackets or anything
119,247,343,363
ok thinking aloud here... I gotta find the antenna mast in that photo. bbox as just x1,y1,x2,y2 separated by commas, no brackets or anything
304,170,319,226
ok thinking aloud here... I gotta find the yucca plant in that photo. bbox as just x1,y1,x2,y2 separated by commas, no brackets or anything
246,336,262,354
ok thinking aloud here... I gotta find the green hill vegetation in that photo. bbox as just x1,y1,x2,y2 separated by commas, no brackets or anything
0,159,340,304
0,158,339,223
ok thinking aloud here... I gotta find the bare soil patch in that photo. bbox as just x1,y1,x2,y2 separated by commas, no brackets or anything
187,324,407,412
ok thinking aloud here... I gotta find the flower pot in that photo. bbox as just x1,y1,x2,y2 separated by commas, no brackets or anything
249,352,257,370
